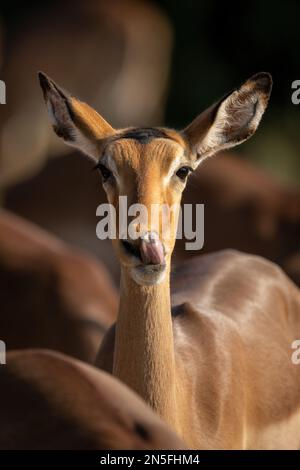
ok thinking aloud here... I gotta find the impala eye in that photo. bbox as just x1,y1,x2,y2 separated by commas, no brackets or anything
176,166,192,181
94,163,112,182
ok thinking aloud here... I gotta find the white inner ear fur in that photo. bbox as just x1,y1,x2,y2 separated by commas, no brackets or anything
66,128,101,162
197,88,267,159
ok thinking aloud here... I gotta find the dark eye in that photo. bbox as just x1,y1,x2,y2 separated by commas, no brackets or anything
176,166,192,181
95,163,112,183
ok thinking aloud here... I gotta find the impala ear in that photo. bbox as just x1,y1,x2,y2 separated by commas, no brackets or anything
38,72,114,161
183,72,272,160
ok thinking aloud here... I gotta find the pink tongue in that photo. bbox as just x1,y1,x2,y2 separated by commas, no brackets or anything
140,233,165,265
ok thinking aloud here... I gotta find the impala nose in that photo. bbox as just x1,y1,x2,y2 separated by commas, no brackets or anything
140,232,165,266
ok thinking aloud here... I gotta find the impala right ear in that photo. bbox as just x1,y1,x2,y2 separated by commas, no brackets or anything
183,72,272,161
38,72,114,161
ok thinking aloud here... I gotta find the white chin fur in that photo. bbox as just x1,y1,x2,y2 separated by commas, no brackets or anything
130,265,166,286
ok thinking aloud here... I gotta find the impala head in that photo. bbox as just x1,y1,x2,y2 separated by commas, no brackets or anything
39,71,272,285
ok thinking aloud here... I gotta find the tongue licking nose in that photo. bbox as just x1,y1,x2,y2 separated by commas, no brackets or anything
140,232,165,265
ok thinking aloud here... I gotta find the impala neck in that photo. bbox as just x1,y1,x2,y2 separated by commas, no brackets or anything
113,265,178,429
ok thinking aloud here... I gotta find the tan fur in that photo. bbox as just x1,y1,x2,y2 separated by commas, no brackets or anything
0,349,185,449
0,209,117,362
97,251,300,449
40,72,300,449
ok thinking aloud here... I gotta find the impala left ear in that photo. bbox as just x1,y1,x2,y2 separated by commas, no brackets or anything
38,71,114,161
183,72,272,160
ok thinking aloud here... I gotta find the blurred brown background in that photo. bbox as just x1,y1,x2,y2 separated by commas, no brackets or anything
0,0,299,286
0,1,299,449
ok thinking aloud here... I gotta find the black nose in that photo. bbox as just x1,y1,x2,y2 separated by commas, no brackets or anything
121,240,142,260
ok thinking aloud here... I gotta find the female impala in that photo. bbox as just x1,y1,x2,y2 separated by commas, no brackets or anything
39,71,300,449
0,349,185,449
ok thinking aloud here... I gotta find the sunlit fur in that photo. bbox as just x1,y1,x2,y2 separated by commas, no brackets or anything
39,72,300,449
0,349,185,449
98,132,190,285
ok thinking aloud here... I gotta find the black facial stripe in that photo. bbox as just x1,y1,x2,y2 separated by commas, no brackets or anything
115,127,170,144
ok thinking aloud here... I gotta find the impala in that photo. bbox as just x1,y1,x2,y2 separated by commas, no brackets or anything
40,71,300,449
0,349,185,449
0,209,117,362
